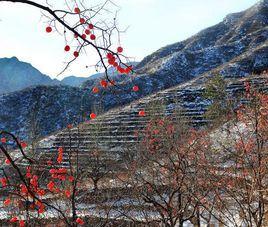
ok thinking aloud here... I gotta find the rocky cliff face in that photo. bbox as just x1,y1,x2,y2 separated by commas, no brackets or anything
0,0,267,140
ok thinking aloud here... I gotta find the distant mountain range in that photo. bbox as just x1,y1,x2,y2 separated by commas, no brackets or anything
0,57,59,94
60,76,89,87
0,0,267,140
0,57,139,94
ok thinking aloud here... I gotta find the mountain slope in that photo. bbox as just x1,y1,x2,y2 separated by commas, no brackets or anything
136,0,268,76
0,85,85,139
36,74,268,154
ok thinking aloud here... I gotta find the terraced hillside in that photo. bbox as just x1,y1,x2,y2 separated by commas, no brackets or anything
19,73,266,226
36,74,268,166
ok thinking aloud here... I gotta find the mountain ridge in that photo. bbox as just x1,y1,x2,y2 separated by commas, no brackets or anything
135,0,267,75
0,57,130,94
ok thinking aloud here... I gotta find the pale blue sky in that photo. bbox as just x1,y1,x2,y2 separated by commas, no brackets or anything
0,0,259,79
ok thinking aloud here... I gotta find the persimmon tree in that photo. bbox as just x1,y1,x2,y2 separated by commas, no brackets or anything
0,0,137,225
208,82,268,227
0,0,133,82
123,113,214,227
0,0,141,127
83,121,120,192
0,123,122,226
1,110,135,226
0,127,86,226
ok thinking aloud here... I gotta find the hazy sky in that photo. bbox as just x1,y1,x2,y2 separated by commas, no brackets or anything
0,0,259,79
